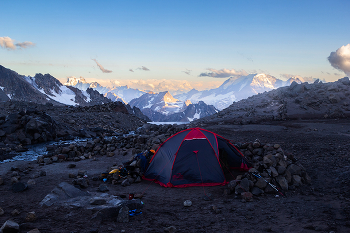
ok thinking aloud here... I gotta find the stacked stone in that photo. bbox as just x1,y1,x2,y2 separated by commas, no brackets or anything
37,123,188,165
0,110,57,146
227,139,311,197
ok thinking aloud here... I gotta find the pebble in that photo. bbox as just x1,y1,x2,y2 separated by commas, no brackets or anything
12,182,28,192
90,197,107,205
25,211,37,222
183,200,192,207
39,170,46,176
117,206,129,223
0,220,19,232
67,164,76,168
164,226,177,233
27,229,41,233
11,209,20,216
27,179,36,185
11,177,19,184
98,184,109,192
241,192,253,201
121,179,130,187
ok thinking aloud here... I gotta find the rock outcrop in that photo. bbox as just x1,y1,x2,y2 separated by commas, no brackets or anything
194,77,350,126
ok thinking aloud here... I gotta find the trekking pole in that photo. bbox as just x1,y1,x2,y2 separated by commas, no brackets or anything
262,168,287,197
251,172,285,197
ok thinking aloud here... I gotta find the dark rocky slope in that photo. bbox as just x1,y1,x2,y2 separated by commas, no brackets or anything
193,77,350,126
0,65,112,106
0,101,148,161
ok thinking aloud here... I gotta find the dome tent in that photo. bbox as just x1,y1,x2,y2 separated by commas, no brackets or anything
143,128,251,187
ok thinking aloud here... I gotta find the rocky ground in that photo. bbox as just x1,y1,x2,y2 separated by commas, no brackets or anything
1,115,350,232
0,101,148,161
195,77,350,126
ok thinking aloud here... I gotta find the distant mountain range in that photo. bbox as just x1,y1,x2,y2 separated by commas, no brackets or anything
0,65,216,122
66,73,319,112
64,76,145,103
128,91,218,122
0,64,323,122
174,74,317,110
65,77,219,121
0,65,110,106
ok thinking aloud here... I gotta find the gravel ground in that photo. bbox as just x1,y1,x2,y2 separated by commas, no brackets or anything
1,119,350,232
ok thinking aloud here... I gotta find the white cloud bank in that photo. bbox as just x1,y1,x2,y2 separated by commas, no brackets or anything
0,36,35,50
199,68,248,78
328,44,350,76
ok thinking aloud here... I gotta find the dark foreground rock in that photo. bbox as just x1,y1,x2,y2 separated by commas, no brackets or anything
0,101,148,161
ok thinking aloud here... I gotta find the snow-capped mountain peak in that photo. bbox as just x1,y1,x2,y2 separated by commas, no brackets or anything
158,91,179,103
250,73,281,92
65,79,146,103
64,76,88,86
175,73,302,110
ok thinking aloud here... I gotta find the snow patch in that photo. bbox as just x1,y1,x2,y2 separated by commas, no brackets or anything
189,92,236,110
39,86,77,105
82,90,91,102
23,76,40,89
187,110,201,122
0,86,4,91
144,97,154,108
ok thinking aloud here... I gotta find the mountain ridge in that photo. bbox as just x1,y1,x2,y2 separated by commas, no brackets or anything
192,77,350,126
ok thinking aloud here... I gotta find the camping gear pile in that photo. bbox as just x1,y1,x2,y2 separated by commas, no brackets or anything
104,150,155,186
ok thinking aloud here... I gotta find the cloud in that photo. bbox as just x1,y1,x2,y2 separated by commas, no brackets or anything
0,37,35,50
129,69,134,72
0,37,16,50
92,59,112,73
182,69,192,75
199,68,248,78
137,66,150,71
15,41,35,49
328,44,350,76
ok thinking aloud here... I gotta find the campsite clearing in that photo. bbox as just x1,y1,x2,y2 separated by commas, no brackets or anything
0,119,350,232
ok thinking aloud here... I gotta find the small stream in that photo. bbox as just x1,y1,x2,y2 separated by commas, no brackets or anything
0,137,94,164
0,131,138,164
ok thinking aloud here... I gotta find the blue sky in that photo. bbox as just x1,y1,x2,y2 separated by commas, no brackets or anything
1,0,349,88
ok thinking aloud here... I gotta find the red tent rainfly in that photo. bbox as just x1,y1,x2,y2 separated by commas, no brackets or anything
143,128,251,187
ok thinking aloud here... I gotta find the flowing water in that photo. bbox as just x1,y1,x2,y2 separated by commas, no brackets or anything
0,138,92,164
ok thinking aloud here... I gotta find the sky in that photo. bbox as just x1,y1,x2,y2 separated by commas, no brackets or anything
1,0,350,91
